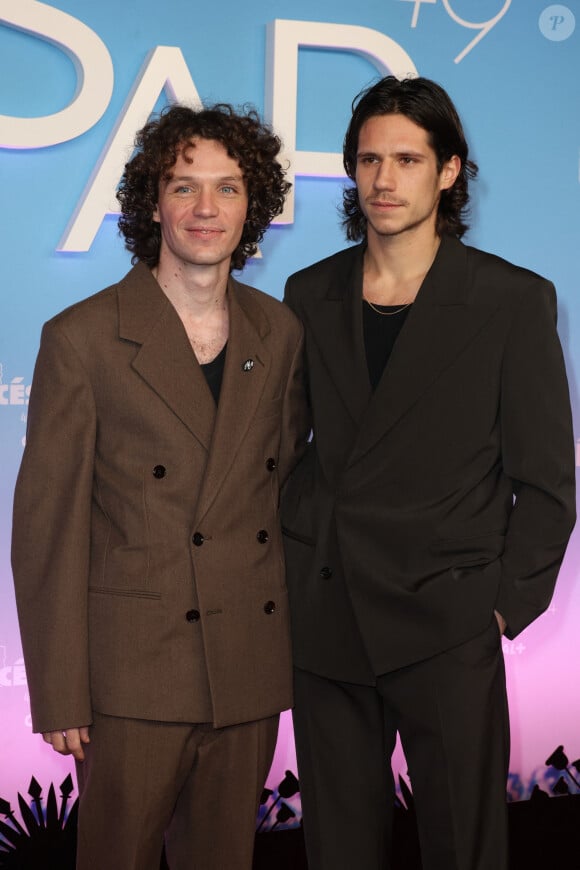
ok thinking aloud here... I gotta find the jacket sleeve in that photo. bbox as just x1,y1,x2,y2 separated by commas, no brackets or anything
11,319,96,733
283,275,300,319
496,278,576,638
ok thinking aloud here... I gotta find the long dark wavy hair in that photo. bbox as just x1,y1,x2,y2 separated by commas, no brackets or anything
342,76,478,241
117,103,290,271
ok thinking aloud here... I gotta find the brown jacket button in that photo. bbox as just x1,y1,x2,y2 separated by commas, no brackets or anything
257,529,269,544
192,532,204,546
153,465,166,478
264,601,276,614
266,458,277,471
186,609,200,622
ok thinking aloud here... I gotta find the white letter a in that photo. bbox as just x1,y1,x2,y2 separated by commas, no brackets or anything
59,46,202,252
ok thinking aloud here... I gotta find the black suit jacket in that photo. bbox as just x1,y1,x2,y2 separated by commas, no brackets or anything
282,236,576,684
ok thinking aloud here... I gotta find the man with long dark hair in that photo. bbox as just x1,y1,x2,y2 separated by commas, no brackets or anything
282,76,575,869
12,103,307,870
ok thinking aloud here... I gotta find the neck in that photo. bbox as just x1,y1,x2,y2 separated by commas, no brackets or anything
153,256,230,318
363,229,441,306
153,254,231,365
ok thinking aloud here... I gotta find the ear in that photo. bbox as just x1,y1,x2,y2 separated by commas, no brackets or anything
152,204,160,223
439,154,461,191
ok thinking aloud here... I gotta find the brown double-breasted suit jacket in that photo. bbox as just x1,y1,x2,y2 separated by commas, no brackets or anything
281,236,576,684
12,262,308,733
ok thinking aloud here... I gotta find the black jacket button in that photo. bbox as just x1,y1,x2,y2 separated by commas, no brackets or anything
186,609,200,622
153,465,166,479
320,566,333,579
264,601,276,614
257,529,269,544
192,532,204,546
266,457,277,471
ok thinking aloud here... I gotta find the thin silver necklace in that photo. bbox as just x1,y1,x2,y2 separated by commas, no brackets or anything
364,299,412,316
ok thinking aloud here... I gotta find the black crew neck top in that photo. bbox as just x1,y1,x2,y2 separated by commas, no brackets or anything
200,342,227,404
362,301,412,391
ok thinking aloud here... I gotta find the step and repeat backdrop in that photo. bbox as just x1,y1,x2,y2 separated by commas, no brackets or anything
1,0,579,818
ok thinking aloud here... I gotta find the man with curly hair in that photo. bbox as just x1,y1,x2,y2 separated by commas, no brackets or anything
12,103,308,870
281,76,575,869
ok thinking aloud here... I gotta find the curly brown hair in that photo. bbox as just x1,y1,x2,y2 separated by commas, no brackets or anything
117,103,290,271
342,76,478,241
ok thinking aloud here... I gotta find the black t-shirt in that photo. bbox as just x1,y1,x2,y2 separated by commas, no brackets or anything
362,301,412,391
200,342,227,404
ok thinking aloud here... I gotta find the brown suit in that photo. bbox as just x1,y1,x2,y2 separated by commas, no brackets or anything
12,262,308,868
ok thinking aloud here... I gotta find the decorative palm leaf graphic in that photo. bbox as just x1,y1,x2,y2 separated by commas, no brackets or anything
0,776,78,867
545,745,580,795
256,770,300,831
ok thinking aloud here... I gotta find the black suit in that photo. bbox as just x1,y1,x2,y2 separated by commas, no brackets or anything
282,236,575,869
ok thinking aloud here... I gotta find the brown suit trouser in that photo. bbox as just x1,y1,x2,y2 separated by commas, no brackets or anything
75,711,278,870
293,617,510,870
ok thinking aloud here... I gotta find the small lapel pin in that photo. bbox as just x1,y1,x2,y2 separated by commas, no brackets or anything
242,359,254,372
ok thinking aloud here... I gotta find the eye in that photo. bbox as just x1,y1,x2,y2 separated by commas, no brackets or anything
220,184,237,194
399,156,417,166
359,155,378,165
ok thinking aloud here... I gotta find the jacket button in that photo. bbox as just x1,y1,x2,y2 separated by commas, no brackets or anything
320,566,333,579
257,529,269,544
192,532,204,546
264,601,276,615
186,609,200,623
266,457,277,471
152,465,166,479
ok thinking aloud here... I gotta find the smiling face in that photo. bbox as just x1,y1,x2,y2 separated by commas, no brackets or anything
355,113,460,246
153,137,249,274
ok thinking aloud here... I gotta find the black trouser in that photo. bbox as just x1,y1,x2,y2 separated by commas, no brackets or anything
293,618,509,870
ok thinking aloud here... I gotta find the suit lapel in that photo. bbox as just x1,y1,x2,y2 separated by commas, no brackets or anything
194,276,270,523
348,236,502,466
308,245,371,425
118,262,216,451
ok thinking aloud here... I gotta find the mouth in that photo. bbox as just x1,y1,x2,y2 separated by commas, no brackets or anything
187,227,224,238
369,200,402,209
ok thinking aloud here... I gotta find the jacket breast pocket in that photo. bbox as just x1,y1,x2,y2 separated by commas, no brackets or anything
253,396,283,420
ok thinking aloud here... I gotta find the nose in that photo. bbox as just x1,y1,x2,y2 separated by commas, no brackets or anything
373,160,395,191
194,186,218,216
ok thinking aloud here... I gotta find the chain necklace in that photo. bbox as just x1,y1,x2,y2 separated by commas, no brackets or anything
364,298,412,317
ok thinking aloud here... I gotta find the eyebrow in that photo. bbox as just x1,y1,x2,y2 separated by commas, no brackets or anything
168,173,244,183
357,149,426,159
